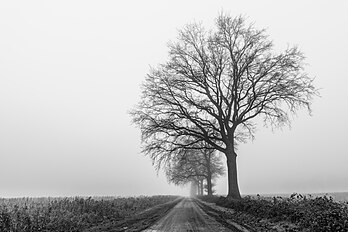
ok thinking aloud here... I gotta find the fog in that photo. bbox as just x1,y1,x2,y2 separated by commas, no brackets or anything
1,0,347,197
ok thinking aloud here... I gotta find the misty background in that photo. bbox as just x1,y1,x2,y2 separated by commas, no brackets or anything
1,1,347,198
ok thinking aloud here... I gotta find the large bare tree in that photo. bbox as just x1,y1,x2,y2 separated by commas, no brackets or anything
131,14,317,199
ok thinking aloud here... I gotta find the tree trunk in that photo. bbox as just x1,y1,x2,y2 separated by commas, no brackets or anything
196,180,201,196
226,149,241,199
207,173,212,196
206,154,213,196
200,179,204,195
190,181,197,197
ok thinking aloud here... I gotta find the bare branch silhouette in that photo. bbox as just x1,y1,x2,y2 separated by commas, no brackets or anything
131,13,318,199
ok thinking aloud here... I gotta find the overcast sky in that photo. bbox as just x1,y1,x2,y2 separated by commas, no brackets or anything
1,1,347,198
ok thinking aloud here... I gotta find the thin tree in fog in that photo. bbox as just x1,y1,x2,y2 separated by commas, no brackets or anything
131,13,317,199
166,148,225,196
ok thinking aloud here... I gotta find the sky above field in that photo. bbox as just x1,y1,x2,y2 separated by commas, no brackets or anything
1,1,347,198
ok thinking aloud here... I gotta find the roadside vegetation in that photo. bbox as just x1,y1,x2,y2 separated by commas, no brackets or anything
200,194,348,231
0,195,178,232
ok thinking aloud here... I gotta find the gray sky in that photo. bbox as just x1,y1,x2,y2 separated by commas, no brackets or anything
1,1,347,197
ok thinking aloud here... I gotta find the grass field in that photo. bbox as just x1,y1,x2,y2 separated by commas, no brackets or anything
200,193,348,231
0,195,178,232
253,192,348,203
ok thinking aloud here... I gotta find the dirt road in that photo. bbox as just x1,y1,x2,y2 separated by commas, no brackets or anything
143,198,250,232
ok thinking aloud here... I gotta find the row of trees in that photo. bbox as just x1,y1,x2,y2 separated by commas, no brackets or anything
131,13,317,199
165,147,224,196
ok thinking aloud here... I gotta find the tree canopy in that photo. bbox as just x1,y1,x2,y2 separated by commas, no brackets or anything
131,13,317,198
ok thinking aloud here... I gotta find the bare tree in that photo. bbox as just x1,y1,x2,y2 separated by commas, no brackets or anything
131,14,317,199
165,149,224,196
165,152,204,187
203,149,225,195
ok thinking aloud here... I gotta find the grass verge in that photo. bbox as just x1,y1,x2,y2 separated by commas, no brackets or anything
199,194,348,232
